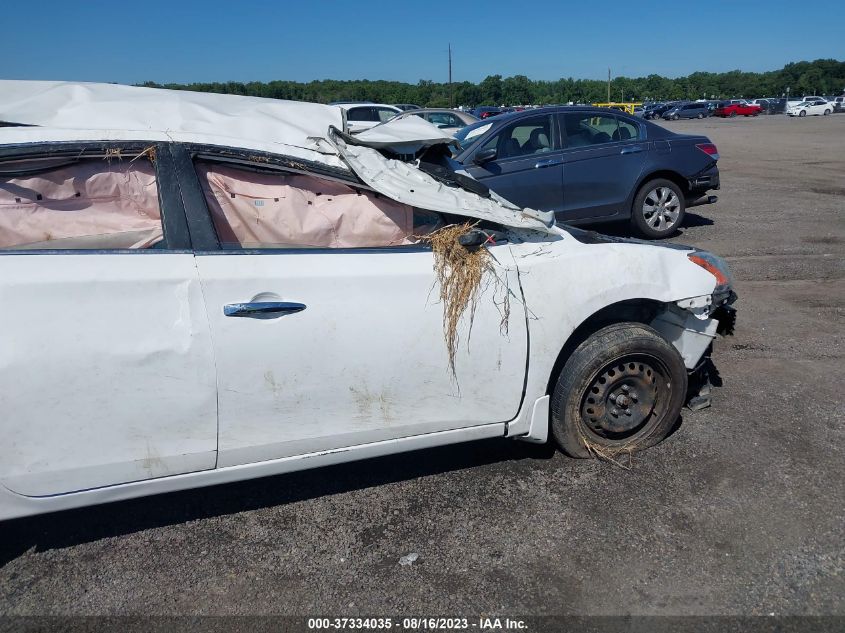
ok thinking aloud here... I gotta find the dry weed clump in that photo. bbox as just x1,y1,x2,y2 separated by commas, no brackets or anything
577,429,642,469
424,222,494,378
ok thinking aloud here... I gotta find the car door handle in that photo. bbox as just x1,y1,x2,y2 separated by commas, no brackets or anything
535,157,563,168
223,302,307,318
620,145,644,155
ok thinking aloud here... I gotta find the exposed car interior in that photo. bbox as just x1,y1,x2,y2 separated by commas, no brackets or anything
195,161,441,249
0,157,163,250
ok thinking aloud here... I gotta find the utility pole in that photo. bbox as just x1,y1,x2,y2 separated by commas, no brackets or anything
607,68,611,102
448,43,453,108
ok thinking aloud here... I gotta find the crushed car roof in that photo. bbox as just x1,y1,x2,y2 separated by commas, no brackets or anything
0,80,554,232
0,80,344,156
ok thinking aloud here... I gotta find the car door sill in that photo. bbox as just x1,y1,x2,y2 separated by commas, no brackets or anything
0,423,507,520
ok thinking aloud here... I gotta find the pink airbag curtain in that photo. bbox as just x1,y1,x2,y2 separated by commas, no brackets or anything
196,162,415,249
0,160,162,249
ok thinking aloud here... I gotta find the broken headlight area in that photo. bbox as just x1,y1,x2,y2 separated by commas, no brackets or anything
688,250,733,298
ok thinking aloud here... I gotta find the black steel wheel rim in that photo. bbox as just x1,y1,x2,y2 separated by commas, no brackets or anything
580,354,671,441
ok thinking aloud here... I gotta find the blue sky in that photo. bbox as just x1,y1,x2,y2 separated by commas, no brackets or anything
1,1,842,84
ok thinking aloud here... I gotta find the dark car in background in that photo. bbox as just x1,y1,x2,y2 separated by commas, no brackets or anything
450,107,720,238
642,103,674,120
663,102,711,120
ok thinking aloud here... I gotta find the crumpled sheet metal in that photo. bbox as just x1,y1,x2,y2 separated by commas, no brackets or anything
0,81,555,234
0,80,344,155
343,115,457,155
328,130,555,232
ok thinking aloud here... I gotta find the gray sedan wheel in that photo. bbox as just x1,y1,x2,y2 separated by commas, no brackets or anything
631,179,686,238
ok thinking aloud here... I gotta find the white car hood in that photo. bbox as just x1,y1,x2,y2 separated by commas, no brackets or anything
0,80,554,233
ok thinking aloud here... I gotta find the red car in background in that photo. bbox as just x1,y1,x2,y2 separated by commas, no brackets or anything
713,101,762,117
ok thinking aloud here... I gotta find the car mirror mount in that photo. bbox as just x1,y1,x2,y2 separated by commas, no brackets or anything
474,148,497,165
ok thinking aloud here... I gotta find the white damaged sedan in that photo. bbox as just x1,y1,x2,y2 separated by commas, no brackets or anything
0,82,736,520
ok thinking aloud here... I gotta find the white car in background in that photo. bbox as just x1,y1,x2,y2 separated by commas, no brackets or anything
787,99,833,117
0,81,736,520
333,102,402,132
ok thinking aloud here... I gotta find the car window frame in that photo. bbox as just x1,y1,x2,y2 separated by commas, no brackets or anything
375,107,399,123
472,113,558,164
0,141,191,255
170,143,436,255
346,106,378,122
558,112,644,150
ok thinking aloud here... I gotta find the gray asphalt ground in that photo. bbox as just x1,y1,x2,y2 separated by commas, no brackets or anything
0,114,843,618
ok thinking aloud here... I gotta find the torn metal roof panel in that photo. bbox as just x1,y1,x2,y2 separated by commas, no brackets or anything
328,131,555,231
0,80,343,153
0,80,554,232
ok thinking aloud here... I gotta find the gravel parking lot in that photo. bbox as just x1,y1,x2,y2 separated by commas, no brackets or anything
0,114,842,618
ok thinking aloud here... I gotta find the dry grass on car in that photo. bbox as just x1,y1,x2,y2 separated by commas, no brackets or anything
424,222,493,379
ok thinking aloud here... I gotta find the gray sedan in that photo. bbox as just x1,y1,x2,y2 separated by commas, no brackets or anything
393,108,479,135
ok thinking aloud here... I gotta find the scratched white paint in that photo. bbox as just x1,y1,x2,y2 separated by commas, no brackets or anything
0,254,217,497
195,246,527,468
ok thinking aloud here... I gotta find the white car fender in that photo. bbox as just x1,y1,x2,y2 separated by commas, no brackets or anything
505,228,718,437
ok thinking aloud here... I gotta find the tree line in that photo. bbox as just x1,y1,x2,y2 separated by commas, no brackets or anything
140,59,845,107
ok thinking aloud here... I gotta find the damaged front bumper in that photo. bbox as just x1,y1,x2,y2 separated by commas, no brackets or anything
651,289,737,410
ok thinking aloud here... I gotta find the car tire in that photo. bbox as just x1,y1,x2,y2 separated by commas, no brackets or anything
697,113,704,119
631,178,686,239
799,110,807,117
824,109,831,115
673,114,679,120
730,111,737,117
550,322,688,459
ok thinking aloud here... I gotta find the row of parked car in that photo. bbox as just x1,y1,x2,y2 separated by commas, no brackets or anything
641,95,844,120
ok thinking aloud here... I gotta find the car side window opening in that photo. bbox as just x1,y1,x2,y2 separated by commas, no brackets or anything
614,117,639,142
376,108,397,123
429,113,462,128
0,156,164,250
194,160,442,250
346,107,378,122
480,115,554,160
562,113,619,148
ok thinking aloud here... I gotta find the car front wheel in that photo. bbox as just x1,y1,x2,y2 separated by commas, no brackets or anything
824,109,831,115
631,178,685,238
550,323,688,459
799,110,807,117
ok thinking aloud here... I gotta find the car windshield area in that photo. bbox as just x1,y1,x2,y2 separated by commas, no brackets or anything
454,120,495,151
